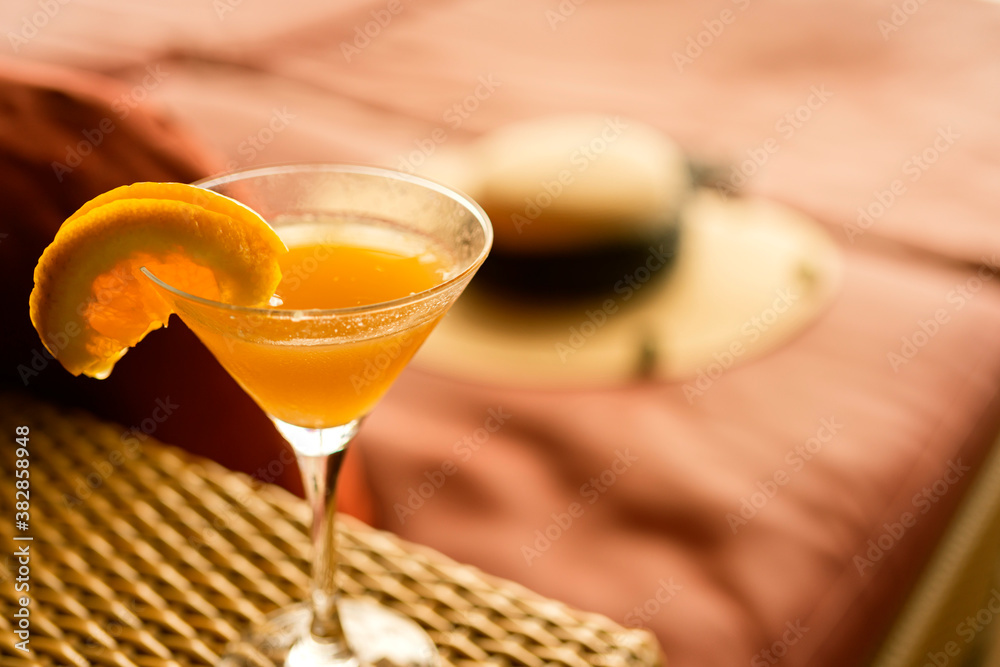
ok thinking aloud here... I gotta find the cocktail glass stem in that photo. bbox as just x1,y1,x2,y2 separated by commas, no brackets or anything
274,420,360,663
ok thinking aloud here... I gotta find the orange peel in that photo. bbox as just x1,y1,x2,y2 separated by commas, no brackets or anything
29,182,286,378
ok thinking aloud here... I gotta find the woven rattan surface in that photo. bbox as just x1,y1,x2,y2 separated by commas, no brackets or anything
0,393,662,666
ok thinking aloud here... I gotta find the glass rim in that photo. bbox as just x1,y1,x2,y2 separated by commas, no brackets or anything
141,162,493,319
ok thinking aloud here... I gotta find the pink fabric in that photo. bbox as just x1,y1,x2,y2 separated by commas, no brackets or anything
8,0,1000,664
361,248,1000,665
17,0,993,263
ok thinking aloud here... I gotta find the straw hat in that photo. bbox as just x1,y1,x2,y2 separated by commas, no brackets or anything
414,115,841,388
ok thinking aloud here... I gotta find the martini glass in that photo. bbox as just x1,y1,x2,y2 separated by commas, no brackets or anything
143,164,492,666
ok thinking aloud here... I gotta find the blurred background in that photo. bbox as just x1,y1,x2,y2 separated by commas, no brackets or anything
3,1,1000,665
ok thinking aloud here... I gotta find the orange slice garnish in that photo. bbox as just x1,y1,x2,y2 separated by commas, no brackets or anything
29,182,286,379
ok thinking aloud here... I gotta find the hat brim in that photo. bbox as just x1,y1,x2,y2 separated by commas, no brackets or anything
414,190,842,388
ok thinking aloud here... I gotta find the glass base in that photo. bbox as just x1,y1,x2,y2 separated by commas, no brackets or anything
218,599,440,667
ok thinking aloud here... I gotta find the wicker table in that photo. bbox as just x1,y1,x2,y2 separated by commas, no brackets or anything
0,393,661,666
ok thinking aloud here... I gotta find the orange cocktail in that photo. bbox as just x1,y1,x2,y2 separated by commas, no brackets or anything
140,165,491,667
177,230,449,428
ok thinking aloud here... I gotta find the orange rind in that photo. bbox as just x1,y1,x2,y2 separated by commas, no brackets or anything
29,182,286,378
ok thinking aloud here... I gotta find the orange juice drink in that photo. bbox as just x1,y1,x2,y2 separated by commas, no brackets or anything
170,221,450,428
